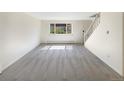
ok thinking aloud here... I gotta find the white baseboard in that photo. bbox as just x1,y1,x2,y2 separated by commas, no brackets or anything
41,41,81,44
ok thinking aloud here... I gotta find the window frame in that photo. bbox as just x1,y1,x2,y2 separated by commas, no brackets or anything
50,23,72,34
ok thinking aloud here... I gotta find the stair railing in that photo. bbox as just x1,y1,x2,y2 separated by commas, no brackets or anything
84,13,100,43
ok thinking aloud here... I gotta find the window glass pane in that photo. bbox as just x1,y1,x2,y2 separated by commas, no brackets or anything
50,24,54,34
67,24,71,34
50,23,72,34
56,24,66,34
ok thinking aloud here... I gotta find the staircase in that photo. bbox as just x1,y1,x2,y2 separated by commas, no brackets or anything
84,13,101,43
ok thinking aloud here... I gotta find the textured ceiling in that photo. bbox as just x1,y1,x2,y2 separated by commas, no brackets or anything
26,12,96,20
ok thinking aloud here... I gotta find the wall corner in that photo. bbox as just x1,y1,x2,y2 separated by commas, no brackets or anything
122,12,124,77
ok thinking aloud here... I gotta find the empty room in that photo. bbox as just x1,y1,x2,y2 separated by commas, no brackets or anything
0,12,124,81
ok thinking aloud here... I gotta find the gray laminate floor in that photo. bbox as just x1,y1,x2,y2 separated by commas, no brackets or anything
0,44,123,81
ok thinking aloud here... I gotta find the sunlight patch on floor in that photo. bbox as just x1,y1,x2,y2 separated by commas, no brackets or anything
40,46,50,50
40,45,73,50
50,46,65,50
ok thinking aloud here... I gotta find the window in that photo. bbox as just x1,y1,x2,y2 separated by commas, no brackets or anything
50,24,55,34
50,23,72,34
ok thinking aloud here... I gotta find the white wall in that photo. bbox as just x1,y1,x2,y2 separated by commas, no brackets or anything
85,12,123,76
0,13,41,73
41,20,91,43
123,13,124,76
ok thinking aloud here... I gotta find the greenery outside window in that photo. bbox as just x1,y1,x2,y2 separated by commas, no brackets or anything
50,23,72,34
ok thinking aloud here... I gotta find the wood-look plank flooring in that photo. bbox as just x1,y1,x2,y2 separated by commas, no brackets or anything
0,44,123,81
